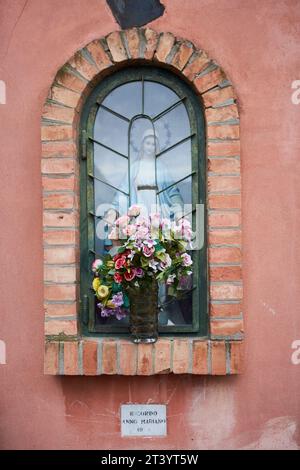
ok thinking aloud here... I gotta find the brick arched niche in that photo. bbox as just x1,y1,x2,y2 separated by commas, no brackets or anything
42,28,244,376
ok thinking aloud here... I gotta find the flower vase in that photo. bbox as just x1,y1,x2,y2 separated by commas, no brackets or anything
127,279,159,344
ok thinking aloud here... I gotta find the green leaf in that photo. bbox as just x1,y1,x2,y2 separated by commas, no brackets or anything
155,251,166,261
141,257,149,268
123,293,130,308
112,281,122,293
156,272,164,281
154,243,164,252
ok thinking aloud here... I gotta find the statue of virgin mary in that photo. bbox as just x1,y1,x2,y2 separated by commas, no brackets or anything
129,128,184,219
103,128,184,220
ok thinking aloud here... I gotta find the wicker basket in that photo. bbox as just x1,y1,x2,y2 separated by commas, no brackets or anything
127,279,158,343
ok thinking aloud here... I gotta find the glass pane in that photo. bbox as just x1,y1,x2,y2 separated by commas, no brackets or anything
154,103,190,152
89,74,198,332
94,106,128,155
173,174,192,206
144,81,179,118
157,175,193,327
157,139,192,190
94,142,128,193
158,282,193,327
102,81,142,119
94,179,129,257
157,174,192,223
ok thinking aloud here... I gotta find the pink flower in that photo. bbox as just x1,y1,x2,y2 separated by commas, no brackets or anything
174,219,193,241
114,272,123,284
181,253,193,267
124,270,136,282
92,259,103,272
135,226,150,240
136,216,149,227
115,215,130,226
128,205,141,217
183,228,192,241
150,212,160,228
159,253,172,271
160,218,171,237
143,238,156,248
108,228,118,240
122,224,136,237
181,219,191,228
142,245,155,257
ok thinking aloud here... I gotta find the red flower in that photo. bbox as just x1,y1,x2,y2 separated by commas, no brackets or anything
124,269,136,282
113,250,130,262
113,252,122,261
114,272,123,284
115,256,126,270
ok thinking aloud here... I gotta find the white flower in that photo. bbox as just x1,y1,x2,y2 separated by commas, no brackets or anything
149,259,159,272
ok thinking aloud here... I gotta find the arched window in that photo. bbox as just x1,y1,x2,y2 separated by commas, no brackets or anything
80,66,207,336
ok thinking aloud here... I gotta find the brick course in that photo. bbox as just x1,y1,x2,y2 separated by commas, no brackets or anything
44,338,243,376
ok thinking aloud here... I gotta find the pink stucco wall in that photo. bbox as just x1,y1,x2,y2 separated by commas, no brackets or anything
0,0,299,450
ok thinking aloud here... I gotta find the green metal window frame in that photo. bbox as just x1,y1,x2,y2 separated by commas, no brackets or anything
80,66,208,337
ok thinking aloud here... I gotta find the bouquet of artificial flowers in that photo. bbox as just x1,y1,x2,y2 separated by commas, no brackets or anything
91,205,193,320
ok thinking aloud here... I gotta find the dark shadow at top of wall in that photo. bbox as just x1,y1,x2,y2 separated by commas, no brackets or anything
106,0,165,29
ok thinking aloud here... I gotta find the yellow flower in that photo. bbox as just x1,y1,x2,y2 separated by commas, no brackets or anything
106,260,114,268
106,300,116,309
92,277,101,292
97,285,109,299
